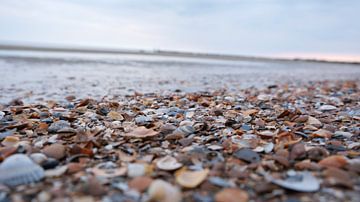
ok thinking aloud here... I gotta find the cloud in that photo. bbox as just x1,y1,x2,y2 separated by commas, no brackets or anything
0,0,359,56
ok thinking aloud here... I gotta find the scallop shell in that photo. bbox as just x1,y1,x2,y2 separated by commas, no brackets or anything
0,154,45,186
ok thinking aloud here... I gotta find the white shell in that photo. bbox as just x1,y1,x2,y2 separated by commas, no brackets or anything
266,171,319,192
0,154,45,186
156,156,183,171
30,153,48,165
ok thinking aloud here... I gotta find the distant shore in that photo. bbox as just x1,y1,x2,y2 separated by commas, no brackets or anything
0,43,359,65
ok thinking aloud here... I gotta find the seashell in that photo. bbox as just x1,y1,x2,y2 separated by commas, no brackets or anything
234,148,261,163
258,130,275,138
175,168,209,188
319,105,337,111
1,136,20,147
128,176,153,192
91,162,127,178
45,165,68,177
334,131,353,139
42,144,66,160
123,127,158,139
318,155,348,168
156,156,183,171
159,124,177,135
173,125,195,136
127,163,152,177
41,158,59,169
263,142,274,153
30,153,48,165
148,180,182,202
0,154,45,186
0,111,4,120
0,129,16,141
208,145,223,151
48,120,71,133
215,188,249,202
266,171,320,192
135,116,152,125
306,116,322,128
253,146,264,153
107,111,124,121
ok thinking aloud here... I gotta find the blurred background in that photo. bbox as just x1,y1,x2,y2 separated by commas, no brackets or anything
1,0,360,62
1,0,360,104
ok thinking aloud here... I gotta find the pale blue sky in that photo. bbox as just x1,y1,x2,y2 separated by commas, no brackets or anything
1,0,359,59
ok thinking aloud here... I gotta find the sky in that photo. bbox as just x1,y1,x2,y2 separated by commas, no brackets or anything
0,0,360,61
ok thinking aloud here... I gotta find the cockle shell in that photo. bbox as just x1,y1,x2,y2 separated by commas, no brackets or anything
0,154,45,186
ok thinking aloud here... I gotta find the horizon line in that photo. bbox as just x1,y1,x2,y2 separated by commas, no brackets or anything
0,43,359,65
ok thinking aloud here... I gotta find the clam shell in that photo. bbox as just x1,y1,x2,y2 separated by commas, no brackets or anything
156,156,183,171
175,168,209,188
0,154,45,186
30,153,48,165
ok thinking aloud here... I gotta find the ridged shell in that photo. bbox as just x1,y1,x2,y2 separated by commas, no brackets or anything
0,154,45,186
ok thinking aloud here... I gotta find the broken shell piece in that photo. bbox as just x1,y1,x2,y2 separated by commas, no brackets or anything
175,168,209,188
208,145,223,151
318,155,348,168
334,131,353,139
173,125,195,137
258,130,275,138
1,136,20,147
0,154,45,186
148,180,182,202
45,165,68,177
156,156,183,171
123,127,158,139
234,148,261,163
311,129,333,138
319,105,337,111
266,171,320,192
215,188,249,202
48,120,71,133
107,111,124,121
306,116,322,128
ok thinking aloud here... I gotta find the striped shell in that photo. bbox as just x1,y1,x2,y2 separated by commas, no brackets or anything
0,154,45,186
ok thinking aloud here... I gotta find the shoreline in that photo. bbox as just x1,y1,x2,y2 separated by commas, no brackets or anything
1,43,359,65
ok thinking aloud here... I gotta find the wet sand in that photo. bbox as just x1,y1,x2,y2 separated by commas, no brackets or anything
0,51,359,104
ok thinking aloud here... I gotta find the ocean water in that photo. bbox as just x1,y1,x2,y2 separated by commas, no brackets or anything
0,51,359,104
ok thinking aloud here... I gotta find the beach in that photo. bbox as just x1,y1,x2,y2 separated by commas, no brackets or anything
0,51,359,202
